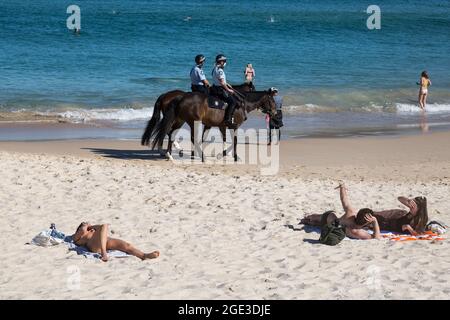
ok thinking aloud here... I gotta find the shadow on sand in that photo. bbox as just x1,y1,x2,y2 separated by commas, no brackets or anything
82,147,165,160
284,223,321,244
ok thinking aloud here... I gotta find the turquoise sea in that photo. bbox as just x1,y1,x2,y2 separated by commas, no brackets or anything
1,0,450,139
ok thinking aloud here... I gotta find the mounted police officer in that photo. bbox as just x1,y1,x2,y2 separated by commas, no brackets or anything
210,54,237,127
190,54,210,95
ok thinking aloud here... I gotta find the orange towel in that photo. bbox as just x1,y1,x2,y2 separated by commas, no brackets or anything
381,231,445,242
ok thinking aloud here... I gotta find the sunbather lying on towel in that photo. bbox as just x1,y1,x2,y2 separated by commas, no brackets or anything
371,196,428,235
72,222,160,262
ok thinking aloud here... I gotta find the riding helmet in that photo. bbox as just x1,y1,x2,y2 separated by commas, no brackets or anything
215,54,227,63
195,54,206,64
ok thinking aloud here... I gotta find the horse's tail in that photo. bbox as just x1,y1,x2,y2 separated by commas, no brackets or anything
141,96,163,146
151,96,180,150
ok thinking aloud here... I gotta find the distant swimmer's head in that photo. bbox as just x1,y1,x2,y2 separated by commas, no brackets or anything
421,71,429,79
355,208,374,227
320,210,338,227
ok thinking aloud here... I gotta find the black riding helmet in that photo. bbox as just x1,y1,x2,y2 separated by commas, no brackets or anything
215,54,227,63
195,54,206,65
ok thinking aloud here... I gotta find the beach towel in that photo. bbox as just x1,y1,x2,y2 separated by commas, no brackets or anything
64,235,130,259
30,229,67,247
29,225,131,259
302,225,446,242
380,230,445,242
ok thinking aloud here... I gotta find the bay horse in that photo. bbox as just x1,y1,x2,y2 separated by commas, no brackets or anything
141,82,255,154
152,89,277,162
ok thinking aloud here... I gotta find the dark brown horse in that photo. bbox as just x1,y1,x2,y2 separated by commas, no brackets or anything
141,82,255,155
152,89,277,162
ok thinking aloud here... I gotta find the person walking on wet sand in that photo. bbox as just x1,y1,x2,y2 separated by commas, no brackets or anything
417,71,432,110
72,222,160,262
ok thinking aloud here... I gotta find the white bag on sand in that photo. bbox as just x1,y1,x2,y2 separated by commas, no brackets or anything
31,230,64,247
426,220,448,235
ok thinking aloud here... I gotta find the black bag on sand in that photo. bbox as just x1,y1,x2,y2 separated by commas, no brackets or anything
319,211,346,246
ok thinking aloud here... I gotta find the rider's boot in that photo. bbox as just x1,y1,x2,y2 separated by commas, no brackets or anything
224,105,237,128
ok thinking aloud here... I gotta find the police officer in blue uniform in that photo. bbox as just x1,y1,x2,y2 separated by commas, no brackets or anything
210,54,237,127
268,87,284,145
190,54,210,95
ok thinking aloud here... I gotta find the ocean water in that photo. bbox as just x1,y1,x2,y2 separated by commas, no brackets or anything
1,0,450,139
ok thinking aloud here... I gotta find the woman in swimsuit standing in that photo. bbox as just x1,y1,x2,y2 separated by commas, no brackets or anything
244,63,255,83
418,71,432,110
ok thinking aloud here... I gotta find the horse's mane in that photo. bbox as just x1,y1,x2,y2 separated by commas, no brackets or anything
244,91,270,102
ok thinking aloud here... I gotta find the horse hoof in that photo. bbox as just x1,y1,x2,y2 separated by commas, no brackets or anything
166,153,174,161
179,150,184,157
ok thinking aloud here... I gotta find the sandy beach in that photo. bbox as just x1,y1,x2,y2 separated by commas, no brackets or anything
2,0,450,303
1,131,449,299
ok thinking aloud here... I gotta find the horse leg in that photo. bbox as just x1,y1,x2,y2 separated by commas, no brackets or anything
233,128,238,162
172,120,185,158
189,122,203,161
203,126,210,143
165,119,185,160
201,126,211,162
170,122,183,152
189,123,204,162
159,137,165,156
220,126,227,157
166,129,175,161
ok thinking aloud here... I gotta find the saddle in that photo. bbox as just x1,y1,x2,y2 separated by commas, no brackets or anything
207,95,228,110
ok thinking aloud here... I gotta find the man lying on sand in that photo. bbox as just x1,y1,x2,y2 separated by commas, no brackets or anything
301,183,382,240
72,222,160,262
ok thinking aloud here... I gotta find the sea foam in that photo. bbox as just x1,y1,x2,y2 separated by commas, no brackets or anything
396,103,450,114
53,107,154,122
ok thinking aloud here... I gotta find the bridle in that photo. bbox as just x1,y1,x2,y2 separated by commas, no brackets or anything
259,93,275,116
